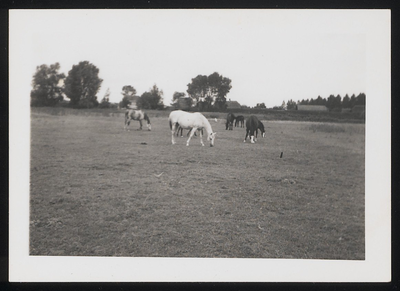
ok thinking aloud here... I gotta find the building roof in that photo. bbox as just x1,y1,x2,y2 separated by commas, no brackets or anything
226,100,241,109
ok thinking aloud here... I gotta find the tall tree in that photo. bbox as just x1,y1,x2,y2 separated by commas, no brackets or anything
286,99,297,110
120,85,137,108
64,61,103,108
349,94,357,108
122,85,137,98
342,94,350,108
138,84,164,109
172,91,186,104
255,103,266,109
187,72,232,110
326,94,336,111
99,88,111,108
187,75,208,103
334,94,342,110
30,63,65,106
315,95,326,105
355,93,366,105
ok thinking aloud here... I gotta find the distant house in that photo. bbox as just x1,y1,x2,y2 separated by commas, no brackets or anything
226,100,241,109
296,105,328,112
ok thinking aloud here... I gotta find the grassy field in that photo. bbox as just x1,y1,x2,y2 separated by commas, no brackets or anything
30,108,365,259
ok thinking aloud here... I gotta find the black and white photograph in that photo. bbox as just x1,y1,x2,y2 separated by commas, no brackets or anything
9,9,391,282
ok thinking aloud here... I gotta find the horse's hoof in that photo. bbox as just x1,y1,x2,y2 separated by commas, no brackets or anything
243,140,246,143
251,141,255,144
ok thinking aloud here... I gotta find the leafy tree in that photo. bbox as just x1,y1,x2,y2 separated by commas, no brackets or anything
333,94,342,110
64,61,103,108
187,75,209,103
30,63,65,107
122,85,137,97
138,84,164,109
208,72,232,109
99,88,111,108
326,94,336,111
349,94,357,108
286,99,297,110
187,72,232,110
172,91,186,104
315,96,326,106
342,94,350,108
355,93,366,105
255,103,266,109
119,85,137,108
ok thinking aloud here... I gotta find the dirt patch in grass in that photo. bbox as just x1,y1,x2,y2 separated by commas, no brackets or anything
30,111,365,259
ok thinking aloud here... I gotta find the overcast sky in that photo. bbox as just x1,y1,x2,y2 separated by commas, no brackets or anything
14,10,371,107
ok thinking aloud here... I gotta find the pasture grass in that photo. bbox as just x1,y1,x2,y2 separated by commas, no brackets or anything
31,106,365,124
29,110,365,259
308,123,365,134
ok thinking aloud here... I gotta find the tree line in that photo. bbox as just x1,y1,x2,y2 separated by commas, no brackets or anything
279,93,366,111
30,62,232,111
30,61,165,109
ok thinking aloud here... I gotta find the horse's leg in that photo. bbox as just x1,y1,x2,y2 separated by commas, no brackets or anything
255,129,258,142
244,130,249,142
138,120,142,130
186,127,197,146
250,129,255,143
198,129,204,146
125,119,131,131
171,123,177,145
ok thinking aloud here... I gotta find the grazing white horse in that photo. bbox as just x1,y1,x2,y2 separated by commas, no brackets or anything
124,109,151,131
169,110,216,147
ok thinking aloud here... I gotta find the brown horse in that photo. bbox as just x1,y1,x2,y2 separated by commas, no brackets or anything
225,113,236,130
244,115,265,143
235,115,245,127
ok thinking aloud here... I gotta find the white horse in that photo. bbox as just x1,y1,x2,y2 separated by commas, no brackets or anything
124,109,151,131
169,110,216,147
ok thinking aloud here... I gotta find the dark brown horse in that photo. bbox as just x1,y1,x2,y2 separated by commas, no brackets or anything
175,124,203,137
225,113,236,130
235,115,245,127
244,115,265,143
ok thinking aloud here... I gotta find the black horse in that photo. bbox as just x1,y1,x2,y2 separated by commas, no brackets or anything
244,115,265,143
225,113,236,130
175,124,202,137
235,115,245,127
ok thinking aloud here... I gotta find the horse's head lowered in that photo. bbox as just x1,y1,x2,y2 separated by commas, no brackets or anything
208,132,217,147
258,121,266,137
144,113,151,131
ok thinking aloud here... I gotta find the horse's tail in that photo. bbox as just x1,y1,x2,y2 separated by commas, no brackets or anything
169,119,172,130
